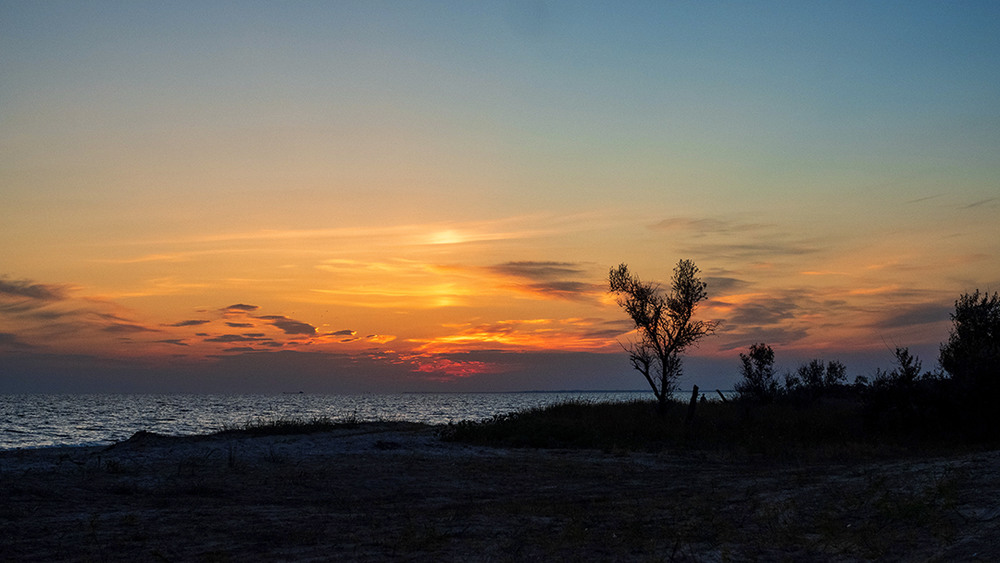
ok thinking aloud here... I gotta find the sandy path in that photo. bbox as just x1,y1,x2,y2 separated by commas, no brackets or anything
2,423,999,561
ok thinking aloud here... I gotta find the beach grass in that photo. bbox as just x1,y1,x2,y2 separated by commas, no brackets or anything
440,396,991,459
212,415,360,437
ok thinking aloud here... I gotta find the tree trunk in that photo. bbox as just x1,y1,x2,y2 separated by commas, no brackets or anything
685,385,699,423
656,391,670,415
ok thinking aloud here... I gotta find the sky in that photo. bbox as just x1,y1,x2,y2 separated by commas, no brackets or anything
2,1,998,393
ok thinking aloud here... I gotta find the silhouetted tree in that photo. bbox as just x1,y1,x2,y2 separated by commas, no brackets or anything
861,347,959,441
785,359,847,399
939,289,1000,394
938,290,1000,439
799,359,825,388
873,347,924,386
791,359,845,388
892,347,923,383
609,259,718,413
734,343,779,403
824,360,848,387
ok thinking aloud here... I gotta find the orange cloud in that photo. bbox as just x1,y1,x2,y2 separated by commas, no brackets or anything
411,317,623,354
407,356,504,379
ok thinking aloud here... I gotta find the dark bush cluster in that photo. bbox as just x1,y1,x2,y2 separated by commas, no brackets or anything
447,289,999,456
733,342,779,403
732,342,852,405
734,290,1000,444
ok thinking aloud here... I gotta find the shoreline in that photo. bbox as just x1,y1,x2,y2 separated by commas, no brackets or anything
0,391,661,452
1,421,444,467
3,422,999,561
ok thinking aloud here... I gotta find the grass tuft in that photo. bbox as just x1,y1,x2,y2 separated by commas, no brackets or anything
213,416,359,437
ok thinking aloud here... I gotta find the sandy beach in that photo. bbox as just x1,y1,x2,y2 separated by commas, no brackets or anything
2,422,999,561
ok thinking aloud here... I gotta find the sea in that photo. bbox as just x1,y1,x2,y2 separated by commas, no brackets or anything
0,391,660,451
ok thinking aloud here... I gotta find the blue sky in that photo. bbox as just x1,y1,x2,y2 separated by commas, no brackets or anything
2,1,998,392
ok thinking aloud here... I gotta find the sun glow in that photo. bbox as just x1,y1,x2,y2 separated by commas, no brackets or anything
409,317,622,354
428,230,465,245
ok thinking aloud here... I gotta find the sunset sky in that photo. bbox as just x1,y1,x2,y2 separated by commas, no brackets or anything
2,1,998,393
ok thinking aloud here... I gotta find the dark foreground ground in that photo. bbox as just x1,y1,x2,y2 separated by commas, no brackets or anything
2,423,999,562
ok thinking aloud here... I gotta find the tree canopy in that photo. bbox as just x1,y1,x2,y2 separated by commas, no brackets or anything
609,259,717,411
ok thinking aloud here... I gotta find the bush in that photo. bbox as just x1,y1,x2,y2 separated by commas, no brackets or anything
784,359,849,402
937,290,1000,439
940,289,1000,395
441,400,677,450
734,343,780,403
443,398,872,457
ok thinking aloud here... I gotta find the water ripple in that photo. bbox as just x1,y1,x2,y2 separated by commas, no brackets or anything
0,392,651,450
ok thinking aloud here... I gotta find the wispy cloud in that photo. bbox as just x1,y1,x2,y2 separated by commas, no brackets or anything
686,241,820,260
0,331,34,349
905,194,943,204
723,297,800,326
223,304,260,313
94,213,592,257
515,281,605,302
1,275,168,348
963,197,998,209
874,303,952,329
166,319,211,327
483,261,604,303
717,326,813,352
703,276,753,294
102,323,160,334
0,278,68,301
647,216,822,261
365,334,396,344
0,277,75,320
649,217,770,235
487,261,585,280
257,315,317,336
315,257,607,310
2,272,407,363
222,346,258,353
204,334,270,343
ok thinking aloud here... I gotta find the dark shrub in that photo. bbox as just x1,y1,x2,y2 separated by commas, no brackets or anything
938,290,1000,439
940,290,1000,394
734,343,780,403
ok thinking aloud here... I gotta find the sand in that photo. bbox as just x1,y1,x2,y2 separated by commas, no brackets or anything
2,422,999,561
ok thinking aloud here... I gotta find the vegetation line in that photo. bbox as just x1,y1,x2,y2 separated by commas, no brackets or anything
212,416,360,437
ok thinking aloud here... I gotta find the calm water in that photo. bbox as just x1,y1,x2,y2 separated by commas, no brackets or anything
0,392,653,450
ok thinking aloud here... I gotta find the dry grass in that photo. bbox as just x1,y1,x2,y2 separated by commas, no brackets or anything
213,415,360,437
